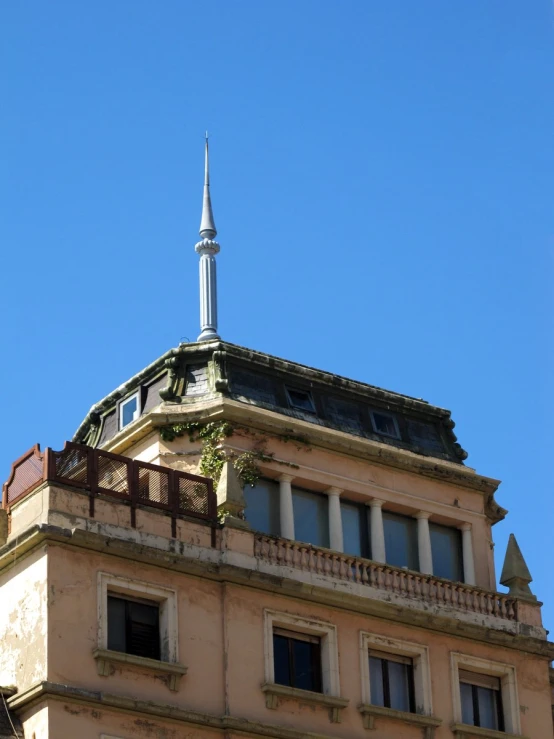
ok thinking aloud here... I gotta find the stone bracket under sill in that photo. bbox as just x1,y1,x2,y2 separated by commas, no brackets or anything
261,683,349,723
358,703,442,738
451,724,529,739
93,648,188,692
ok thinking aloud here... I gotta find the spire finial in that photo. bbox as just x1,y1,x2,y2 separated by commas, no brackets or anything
199,133,217,239
500,533,536,601
195,134,220,342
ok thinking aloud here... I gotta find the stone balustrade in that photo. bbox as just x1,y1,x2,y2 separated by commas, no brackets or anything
254,534,517,621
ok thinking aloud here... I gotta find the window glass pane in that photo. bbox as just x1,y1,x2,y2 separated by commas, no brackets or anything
369,657,385,706
292,489,329,548
477,686,500,730
430,523,463,581
292,638,321,692
244,480,280,536
127,600,160,660
341,502,366,557
107,596,126,652
382,512,419,570
371,412,399,438
273,634,291,687
286,388,315,412
388,660,411,712
122,396,138,427
460,682,475,725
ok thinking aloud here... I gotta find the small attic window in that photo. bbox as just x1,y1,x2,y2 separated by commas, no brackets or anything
120,392,140,429
285,387,316,413
370,411,400,439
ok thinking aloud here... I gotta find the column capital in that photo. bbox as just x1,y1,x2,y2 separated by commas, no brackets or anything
459,521,472,532
278,474,294,484
326,487,342,497
369,498,385,508
415,511,431,521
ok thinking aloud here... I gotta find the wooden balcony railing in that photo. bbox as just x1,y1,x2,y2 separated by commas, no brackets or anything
3,442,216,536
254,534,518,622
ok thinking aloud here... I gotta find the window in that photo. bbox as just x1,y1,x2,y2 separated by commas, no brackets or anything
360,632,433,717
119,392,140,429
451,652,521,735
370,411,400,439
459,671,504,731
341,501,370,558
285,387,316,413
273,628,322,693
107,594,160,660
244,479,280,535
369,650,415,713
383,511,419,571
292,487,329,548
430,522,463,582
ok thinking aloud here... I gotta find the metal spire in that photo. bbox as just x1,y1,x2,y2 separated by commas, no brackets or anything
195,133,220,342
199,132,217,239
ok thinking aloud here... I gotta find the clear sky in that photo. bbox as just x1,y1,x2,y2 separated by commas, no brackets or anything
1,2,553,631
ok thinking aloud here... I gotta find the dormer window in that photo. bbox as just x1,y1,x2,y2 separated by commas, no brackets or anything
285,387,316,413
120,392,140,429
370,411,400,439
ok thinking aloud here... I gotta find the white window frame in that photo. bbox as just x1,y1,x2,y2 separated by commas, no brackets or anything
370,410,401,439
97,572,178,663
360,632,433,715
263,609,340,696
119,391,140,429
450,652,521,734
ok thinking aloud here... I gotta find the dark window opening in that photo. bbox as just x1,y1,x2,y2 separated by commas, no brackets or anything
370,411,400,439
430,522,463,582
285,387,316,413
273,628,322,693
460,671,504,731
383,511,419,571
369,651,415,713
107,595,160,660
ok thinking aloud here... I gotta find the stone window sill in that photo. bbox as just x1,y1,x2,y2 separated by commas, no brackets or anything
359,704,441,738
451,723,528,739
261,682,349,723
93,648,187,692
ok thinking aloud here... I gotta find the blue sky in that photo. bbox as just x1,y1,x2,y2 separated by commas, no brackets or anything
1,2,553,631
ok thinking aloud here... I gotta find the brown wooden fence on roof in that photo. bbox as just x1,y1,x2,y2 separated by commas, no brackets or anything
3,441,216,537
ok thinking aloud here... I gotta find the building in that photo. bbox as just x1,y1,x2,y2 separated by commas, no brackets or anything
1,141,553,739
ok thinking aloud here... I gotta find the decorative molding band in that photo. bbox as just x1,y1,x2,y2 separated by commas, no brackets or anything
261,683,349,724
92,648,187,692
358,704,441,738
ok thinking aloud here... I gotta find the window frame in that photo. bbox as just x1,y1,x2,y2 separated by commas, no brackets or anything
368,649,416,713
273,627,323,693
360,632,433,716
370,410,401,439
450,652,521,735
285,386,316,414
264,610,341,697
118,391,141,430
97,572,178,663
107,593,161,661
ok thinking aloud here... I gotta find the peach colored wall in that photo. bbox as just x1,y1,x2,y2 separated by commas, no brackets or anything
0,546,47,690
19,701,49,739
44,543,551,739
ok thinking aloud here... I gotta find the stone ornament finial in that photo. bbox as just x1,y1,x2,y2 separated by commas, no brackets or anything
216,460,249,529
500,533,536,601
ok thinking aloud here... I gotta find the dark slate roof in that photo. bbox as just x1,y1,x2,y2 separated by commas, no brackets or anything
0,691,22,739
73,340,468,464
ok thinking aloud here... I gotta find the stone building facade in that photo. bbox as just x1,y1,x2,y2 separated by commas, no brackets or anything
1,339,552,738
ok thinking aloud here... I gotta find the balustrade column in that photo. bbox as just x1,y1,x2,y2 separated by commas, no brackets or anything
460,522,476,585
278,475,295,540
327,487,343,552
369,499,386,563
416,511,433,575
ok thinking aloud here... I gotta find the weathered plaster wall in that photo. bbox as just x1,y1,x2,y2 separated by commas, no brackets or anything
0,547,48,690
18,701,49,739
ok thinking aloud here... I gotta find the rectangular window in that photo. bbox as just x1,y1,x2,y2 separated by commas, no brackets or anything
244,479,280,536
430,522,463,581
273,628,322,693
119,392,140,429
107,594,160,660
369,650,415,713
383,511,419,571
459,670,504,731
285,387,316,413
341,501,370,558
370,411,400,439
292,488,329,548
